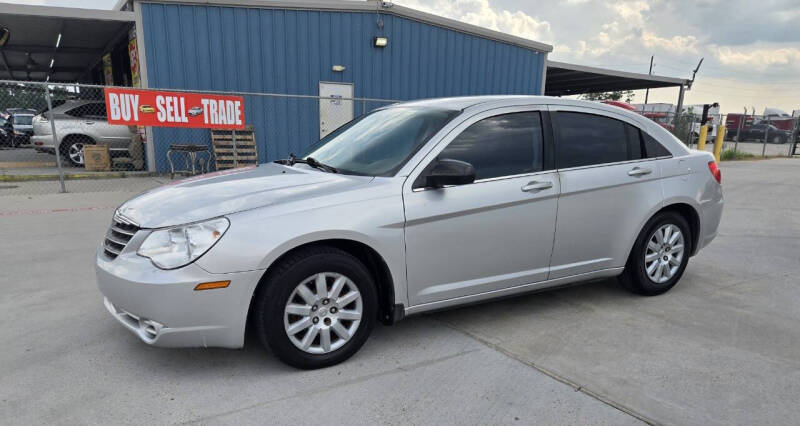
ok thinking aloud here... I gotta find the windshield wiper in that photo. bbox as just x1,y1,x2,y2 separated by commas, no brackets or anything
276,153,338,173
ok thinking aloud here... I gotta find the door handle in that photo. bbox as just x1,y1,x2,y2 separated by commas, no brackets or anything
627,167,652,177
84,121,95,125
521,180,553,192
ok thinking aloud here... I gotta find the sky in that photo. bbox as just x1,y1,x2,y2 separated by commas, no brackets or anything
7,0,799,114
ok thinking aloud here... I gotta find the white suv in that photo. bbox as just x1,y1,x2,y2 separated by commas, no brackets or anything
31,100,133,167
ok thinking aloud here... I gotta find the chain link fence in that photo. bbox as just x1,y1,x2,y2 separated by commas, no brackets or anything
637,109,799,159
0,80,396,196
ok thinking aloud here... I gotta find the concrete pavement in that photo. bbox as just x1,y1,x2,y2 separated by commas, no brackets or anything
1,158,799,425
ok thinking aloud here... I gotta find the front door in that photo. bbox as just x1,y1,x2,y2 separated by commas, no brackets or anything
319,82,354,139
403,108,559,306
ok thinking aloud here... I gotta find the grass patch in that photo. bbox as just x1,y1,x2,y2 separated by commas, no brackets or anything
721,148,756,161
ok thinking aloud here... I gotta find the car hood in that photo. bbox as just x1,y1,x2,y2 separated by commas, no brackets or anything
117,163,374,228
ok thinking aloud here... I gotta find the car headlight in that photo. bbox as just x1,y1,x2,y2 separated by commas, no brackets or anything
137,217,229,269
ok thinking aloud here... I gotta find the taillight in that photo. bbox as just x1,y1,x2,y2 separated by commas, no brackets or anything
708,161,721,184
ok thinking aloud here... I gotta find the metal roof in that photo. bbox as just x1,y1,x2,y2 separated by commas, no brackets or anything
135,0,553,53
0,3,134,82
545,60,688,96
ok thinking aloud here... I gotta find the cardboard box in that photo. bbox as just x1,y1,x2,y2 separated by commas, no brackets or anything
83,144,111,171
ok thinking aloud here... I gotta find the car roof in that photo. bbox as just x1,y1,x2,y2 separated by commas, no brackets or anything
387,95,644,116
386,95,690,157
50,99,100,113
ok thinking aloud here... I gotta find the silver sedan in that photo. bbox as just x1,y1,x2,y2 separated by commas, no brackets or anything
96,96,723,369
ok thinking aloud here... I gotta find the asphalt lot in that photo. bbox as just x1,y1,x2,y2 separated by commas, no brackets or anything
1,158,799,425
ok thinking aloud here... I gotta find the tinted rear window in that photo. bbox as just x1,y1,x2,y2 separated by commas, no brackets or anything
13,115,33,125
555,112,629,168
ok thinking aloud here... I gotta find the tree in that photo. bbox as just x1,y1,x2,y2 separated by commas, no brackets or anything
0,83,78,114
580,90,635,103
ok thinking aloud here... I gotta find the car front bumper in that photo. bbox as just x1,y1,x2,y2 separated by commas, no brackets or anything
95,246,264,348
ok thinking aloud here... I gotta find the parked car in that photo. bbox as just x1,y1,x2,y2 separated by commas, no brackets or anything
728,123,791,144
3,107,37,115
0,114,10,146
10,113,35,146
96,96,724,369
31,100,134,166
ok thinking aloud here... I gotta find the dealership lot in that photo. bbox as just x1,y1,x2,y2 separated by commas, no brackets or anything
1,158,798,424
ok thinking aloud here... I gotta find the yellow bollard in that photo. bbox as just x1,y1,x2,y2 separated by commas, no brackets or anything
713,126,726,162
697,124,708,151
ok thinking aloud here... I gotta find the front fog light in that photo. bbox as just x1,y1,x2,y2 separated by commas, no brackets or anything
137,217,229,269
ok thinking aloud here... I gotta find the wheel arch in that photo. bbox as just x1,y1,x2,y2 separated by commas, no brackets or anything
642,202,701,257
61,133,96,143
247,238,400,338
660,202,701,256
59,133,96,149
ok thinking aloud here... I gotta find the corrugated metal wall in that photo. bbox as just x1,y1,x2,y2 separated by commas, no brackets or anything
140,2,546,171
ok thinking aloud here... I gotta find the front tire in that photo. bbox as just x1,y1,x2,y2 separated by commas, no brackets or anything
620,211,692,296
253,246,377,369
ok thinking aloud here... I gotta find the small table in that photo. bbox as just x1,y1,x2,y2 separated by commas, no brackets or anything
167,144,210,178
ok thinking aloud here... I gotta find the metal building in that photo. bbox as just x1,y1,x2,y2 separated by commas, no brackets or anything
130,0,552,170
0,1,690,173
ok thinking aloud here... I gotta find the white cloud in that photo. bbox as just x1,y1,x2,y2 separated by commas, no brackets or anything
609,1,649,27
642,32,699,54
715,46,800,70
394,0,553,43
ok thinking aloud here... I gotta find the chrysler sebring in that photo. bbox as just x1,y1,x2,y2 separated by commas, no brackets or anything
96,96,723,369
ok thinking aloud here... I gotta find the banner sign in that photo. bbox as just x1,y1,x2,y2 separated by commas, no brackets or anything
104,88,245,129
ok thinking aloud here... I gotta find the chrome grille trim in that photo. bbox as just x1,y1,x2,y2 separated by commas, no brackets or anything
110,225,136,236
104,211,140,260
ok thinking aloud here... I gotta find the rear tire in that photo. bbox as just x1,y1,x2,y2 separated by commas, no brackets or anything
60,137,93,167
253,246,377,369
620,211,692,296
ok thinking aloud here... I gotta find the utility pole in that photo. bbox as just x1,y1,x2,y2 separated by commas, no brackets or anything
644,55,654,104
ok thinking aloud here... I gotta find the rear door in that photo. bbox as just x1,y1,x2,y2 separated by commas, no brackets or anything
548,106,665,279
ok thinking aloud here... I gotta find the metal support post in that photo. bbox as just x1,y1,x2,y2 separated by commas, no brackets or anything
44,86,67,193
697,125,708,152
232,129,238,169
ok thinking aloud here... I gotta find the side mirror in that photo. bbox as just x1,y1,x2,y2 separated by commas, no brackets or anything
425,158,476,188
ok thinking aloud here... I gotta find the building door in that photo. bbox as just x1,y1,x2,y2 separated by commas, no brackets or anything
319,82,354,139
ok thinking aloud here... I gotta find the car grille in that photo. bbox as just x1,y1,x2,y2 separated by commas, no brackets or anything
104,212,140,259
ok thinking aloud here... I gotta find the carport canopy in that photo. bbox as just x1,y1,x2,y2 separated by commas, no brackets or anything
0,3,134,82
545,60,689,96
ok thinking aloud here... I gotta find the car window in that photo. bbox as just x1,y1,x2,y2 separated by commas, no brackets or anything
626,124,642,160
555,112,629,168
301,107,459,176
65,104,92,118
641,131,671,158
437,112,543,180
86,103,107,119
13,115,33,125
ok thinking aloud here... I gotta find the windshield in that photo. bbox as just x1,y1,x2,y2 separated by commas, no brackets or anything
13,115,33,125
301,107,459,176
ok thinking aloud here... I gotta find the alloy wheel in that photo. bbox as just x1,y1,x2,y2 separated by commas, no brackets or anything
68,142,85,166
283,272,363,354
644,224,685,284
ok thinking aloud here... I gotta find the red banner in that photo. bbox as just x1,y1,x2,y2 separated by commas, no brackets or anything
104,88,245,129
